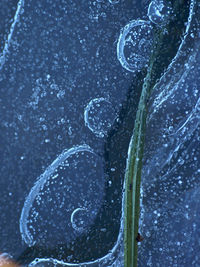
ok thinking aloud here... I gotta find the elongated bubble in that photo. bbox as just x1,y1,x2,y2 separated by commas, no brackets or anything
117,20,154,72
19,145,105,247
108,0,120,4
0,0,24,70
84,98,116,138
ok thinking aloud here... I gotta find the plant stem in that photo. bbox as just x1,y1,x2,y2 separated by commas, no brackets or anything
124,0,190,265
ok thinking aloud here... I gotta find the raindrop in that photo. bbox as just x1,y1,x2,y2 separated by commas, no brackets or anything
117,20,154,72
84,97,116,137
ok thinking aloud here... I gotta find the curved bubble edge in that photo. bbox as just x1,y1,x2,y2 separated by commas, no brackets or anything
0,0,24,70
84,97,114,138
117,20,152,72
28,173,125,267
19,144,95,247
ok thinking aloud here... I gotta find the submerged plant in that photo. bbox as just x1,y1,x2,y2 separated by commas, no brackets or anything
123,0,191,266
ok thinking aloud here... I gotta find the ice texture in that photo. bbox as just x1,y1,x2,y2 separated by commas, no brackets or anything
0,0,139,264
0,0,199,266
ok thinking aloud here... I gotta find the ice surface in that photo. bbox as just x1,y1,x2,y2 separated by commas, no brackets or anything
0,0,199,266
0,0,139,264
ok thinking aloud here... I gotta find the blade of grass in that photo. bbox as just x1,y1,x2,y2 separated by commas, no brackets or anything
124,55,158,267
124,1,190,266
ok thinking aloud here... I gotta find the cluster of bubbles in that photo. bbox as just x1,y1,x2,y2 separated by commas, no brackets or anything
117,0,172,72
28,179,125,267
20,42,117,267
21,73,117,247
20,93,120,264
21,96,117,247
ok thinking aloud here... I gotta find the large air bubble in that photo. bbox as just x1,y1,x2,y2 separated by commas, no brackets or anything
19,145,105,247
84,98,116,138
28,175,126,267
147,0,172,25
117,20,154,72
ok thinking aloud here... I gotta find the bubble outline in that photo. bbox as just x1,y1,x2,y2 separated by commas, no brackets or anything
0,0,24,70
84,97,116,138
147,0,172,25
117,20,153,72
70,207,88,232
28,180,125,266
19,145,96,246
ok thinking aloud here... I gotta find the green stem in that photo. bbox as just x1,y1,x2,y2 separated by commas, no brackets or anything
124,22,163,265
124,0,190,265
124,59,155,267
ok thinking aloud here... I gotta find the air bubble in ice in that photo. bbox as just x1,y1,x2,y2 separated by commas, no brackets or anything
28,170,126,266
117,20,154,72
71,207,90,232
20,145,105,247
147,0,172,25
84,98,116,137
109,0,120,4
